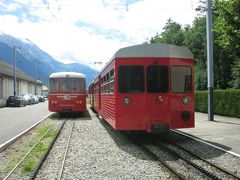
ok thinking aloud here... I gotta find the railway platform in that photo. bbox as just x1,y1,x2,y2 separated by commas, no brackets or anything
178,112,240,157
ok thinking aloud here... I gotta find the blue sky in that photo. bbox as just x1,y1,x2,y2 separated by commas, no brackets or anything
0,0,199,70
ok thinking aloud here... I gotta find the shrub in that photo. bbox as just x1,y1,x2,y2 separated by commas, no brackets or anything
195,89,240,118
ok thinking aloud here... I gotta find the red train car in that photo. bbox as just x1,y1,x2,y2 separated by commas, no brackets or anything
48,72,86,113
88,81,94,106
89,43,194,134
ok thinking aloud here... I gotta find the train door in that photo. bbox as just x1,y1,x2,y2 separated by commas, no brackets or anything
116,64,147,130
169,63,195,128
145,64,170,133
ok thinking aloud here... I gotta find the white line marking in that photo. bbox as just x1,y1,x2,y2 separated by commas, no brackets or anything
0,113,54,152
171,129,240,158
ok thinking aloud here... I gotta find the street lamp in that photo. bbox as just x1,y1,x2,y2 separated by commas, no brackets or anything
35,60,40,95
93,61,102,78
13,45,21,96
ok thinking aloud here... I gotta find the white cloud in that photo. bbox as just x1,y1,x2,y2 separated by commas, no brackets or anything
0,0,199,71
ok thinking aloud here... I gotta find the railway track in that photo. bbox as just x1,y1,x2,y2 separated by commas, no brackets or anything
3,119,65,180
31,118,75,180
125,132,240,180
58,120,75,180
164,139,240,180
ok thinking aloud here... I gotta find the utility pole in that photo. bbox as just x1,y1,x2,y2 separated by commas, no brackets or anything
13,46,21,96
206,0,214,121
35,60,39,95
93,61,102,78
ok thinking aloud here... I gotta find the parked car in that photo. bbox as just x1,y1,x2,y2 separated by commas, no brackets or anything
32,95,39,104
37,95,45,102
21,94,34,105
6,96,26,107
21,94,30,105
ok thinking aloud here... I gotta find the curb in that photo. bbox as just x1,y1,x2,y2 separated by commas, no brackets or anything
172,129,240,158
0,113,54,153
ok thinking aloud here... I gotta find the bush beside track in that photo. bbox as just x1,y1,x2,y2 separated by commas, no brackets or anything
195,89,240,118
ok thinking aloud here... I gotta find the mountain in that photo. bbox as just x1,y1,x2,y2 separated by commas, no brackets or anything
0,33,96,87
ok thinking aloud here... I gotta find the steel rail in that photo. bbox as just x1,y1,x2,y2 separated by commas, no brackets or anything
156,142,222,180
171,129,240,158
58,120,75,180
30,119,67,180
4,121,58,180
169,132,240,180
124,133,185,180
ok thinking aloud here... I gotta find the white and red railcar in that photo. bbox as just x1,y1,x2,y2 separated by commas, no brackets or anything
88,43,194,133
48,72,86,113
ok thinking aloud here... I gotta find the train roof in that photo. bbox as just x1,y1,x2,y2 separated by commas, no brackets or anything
112,43,193,59
49,72,86,79
92,43,194,82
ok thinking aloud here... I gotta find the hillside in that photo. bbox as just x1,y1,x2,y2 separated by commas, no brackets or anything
0,33,96,86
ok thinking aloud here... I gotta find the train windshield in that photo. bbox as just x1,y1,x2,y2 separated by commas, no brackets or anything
171,66,192,93
147,65,168,93
49,78,86,93
118,66,144,93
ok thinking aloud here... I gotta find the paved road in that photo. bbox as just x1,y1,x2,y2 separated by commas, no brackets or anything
0,102,52,145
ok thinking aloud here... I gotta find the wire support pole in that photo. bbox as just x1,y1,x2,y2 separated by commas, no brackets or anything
206,0,214,121
13,46,21,96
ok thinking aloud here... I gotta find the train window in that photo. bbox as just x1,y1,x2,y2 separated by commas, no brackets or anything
49,79,59,92
110,69,114,77
109,80,114,94
103,76,106,82
147,65,168,93
108,69,114,94
94,82,98,94
118,66,144,93
101,77,104,94
73,79,86,92
171,66,192,93
55,78,85,93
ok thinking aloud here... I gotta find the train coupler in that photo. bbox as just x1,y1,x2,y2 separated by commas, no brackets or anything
151,124,169,135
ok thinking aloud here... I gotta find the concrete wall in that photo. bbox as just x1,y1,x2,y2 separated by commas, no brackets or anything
0,76,14,107
19,80,28,95
0,75,43,107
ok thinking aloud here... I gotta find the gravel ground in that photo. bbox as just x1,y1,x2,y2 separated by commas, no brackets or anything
2,106,240,180
35,108,175,180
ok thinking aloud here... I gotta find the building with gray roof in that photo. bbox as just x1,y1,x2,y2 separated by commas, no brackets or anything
0,60,43,107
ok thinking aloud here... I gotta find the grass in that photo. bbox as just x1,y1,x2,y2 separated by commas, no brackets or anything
86,97,90,105
3,121,59,176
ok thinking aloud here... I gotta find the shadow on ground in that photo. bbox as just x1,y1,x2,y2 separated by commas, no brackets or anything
89,106,230,162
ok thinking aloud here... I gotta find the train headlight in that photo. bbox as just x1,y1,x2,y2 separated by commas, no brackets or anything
182,111,190,121
123,97,131,105
77,101,82,104
51,101,57,104
182,96,190,104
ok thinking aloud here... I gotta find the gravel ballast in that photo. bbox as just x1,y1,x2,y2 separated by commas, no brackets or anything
2,106,240,180
35,109,173,179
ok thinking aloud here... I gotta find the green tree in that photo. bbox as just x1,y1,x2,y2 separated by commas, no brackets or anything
212,0,240,88
231,61,240,88
149,0,240,90
186,17,207,90
150,19,184,46
149,17,208,90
